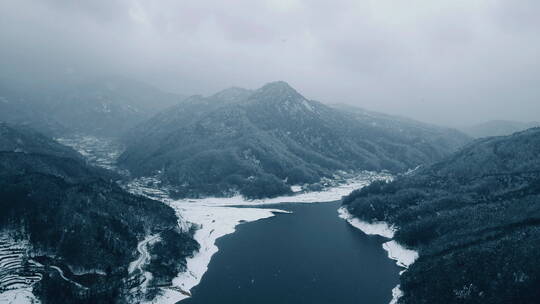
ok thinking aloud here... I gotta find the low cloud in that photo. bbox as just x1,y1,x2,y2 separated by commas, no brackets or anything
1,0,539,125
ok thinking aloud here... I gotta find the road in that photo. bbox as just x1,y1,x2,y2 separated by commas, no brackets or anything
49,266,87,289
129,234,161,275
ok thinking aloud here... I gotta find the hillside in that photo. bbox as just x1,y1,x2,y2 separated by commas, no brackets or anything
462,120,540,138
0,76,185,137
0,81,68,136
119,81,470,199
342,127,540,304
0,124,198,303
0,122,81,159
330,104,469,157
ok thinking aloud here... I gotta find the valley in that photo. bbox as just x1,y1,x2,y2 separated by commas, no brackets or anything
58,134,397,303
2,2,540,303
4,77,533,304
1,88,538,303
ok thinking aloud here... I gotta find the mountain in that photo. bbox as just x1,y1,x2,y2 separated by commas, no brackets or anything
49,76,186,136
0,80,68,136
0,76,186,137
330,104,470,157
0,124,197,303
342,127,540,304
0,122,81,159
462,120,540,138
119,81,470,199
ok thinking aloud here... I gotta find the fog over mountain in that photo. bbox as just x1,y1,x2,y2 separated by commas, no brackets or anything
1,0,539,126
462,120,540,138
3,2,540,304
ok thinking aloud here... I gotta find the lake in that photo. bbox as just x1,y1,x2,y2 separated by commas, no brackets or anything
182,201,400,304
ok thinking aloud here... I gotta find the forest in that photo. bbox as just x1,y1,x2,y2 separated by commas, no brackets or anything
0,124,198,303
343,128,540,303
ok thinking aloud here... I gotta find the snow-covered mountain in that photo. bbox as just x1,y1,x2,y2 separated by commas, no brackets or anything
119,81,470,199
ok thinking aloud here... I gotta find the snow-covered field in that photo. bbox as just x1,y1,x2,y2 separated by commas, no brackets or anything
0,235,41,304
337,207,419,304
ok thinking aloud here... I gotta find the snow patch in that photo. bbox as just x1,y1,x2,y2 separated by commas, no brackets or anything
166,173,388,208
337,207,395,238
382,241,419,269
0,289,39,304
291,185,302,193
389,285,403,304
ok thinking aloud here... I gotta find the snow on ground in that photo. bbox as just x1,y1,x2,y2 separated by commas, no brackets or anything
0,289,38,304
291,185,302,193
56,135,127,174
127,171,391,208
154,205,290,303
382,241,418,269
389,285,403,304
337,207,418,269
337,207,418,304
337,207,395,238
128,234,161,294
0,235,41,304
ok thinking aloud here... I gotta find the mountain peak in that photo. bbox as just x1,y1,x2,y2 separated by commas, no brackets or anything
251,81,305,103
210,87,253,103
259,81,297,93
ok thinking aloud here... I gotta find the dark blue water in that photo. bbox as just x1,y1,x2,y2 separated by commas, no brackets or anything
183,201,400,304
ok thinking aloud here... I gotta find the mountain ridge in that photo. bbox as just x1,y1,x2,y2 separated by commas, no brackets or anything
119,81,470,199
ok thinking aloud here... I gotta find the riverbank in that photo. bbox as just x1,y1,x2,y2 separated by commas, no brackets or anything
180,202,401,304
337,207,418,304
130,172,391,303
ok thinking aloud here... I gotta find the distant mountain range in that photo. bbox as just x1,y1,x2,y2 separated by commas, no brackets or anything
0,123,197,303
0,76,185,136
119,81,470,199
343,127,540,303
461,120,540,138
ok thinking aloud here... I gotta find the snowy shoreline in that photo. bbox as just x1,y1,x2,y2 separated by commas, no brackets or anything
337,207,418,304
154,205,291,303
133,173,391,303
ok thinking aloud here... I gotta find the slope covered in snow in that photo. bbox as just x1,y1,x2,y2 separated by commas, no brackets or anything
0,234,41,304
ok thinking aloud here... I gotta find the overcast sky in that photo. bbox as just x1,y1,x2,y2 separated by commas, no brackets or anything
1,0,539,126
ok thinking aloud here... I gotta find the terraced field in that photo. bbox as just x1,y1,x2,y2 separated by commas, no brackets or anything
0,235,42,303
